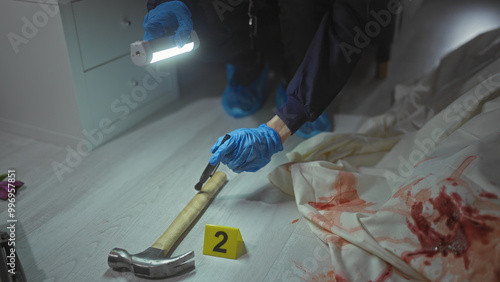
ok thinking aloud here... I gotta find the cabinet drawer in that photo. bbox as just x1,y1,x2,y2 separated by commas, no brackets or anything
84,55,177,127
72,0,146,70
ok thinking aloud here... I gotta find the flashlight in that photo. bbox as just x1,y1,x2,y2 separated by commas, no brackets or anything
130,30,200,66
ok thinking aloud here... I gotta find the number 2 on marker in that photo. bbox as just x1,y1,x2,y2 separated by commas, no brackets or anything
213,231,228,253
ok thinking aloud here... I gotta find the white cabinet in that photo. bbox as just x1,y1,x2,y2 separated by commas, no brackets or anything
0,0,179,148
72,0,146,71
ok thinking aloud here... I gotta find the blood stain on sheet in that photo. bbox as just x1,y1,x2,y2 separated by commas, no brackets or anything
374,236,420,248
307,171,375,232
284,162,296,171
403,188,497,268
308,171,375,212
401,156,500,279
443,156,476,188
479,192,498,199
395,177,425,197
291,218,300,224
379,177,431,217
452,156,476,178
334,274,348,282
414,156,438,168
369,263,393,282
318,229,350,249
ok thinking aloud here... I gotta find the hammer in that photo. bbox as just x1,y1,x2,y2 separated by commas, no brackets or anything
108,171,227,278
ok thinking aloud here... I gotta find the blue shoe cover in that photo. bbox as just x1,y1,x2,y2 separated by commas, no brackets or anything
222,64,269,118
275,82,331,138
295,111,331,138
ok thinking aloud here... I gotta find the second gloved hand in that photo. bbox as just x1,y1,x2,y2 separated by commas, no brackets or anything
143,1,192,47
210,124,283,173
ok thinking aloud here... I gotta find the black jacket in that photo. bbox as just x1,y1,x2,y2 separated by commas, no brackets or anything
146,0,373,133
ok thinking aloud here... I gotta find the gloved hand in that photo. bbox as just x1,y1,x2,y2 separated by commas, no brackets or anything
210,124,284,173
143,1,193,47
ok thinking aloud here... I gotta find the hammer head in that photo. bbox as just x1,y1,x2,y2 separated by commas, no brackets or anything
108,247,194,278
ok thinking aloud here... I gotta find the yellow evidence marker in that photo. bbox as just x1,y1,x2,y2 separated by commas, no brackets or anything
203,224,246,259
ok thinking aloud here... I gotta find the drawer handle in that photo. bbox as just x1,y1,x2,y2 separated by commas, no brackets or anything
122,19,132,27
129,80,138,87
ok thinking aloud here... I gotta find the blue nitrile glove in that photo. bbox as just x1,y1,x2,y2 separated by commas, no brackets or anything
143,1,193,47
210,124,284,173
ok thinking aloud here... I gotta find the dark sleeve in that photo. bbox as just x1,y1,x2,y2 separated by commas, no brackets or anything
276,0,371,134
146,0,193,11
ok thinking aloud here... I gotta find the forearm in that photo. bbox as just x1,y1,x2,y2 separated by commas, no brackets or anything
266,115,291,143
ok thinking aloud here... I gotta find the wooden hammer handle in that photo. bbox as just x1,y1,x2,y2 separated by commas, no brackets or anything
152,171,227,254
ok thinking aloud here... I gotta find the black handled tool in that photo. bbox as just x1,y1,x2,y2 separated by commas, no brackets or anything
195,134,231,190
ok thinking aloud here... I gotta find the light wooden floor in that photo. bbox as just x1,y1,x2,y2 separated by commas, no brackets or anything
2,1,500,281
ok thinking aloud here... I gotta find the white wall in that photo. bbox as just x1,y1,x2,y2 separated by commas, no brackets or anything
0,0,84,144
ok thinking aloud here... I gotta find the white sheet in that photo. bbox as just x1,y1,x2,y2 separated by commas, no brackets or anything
269,28,500,281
